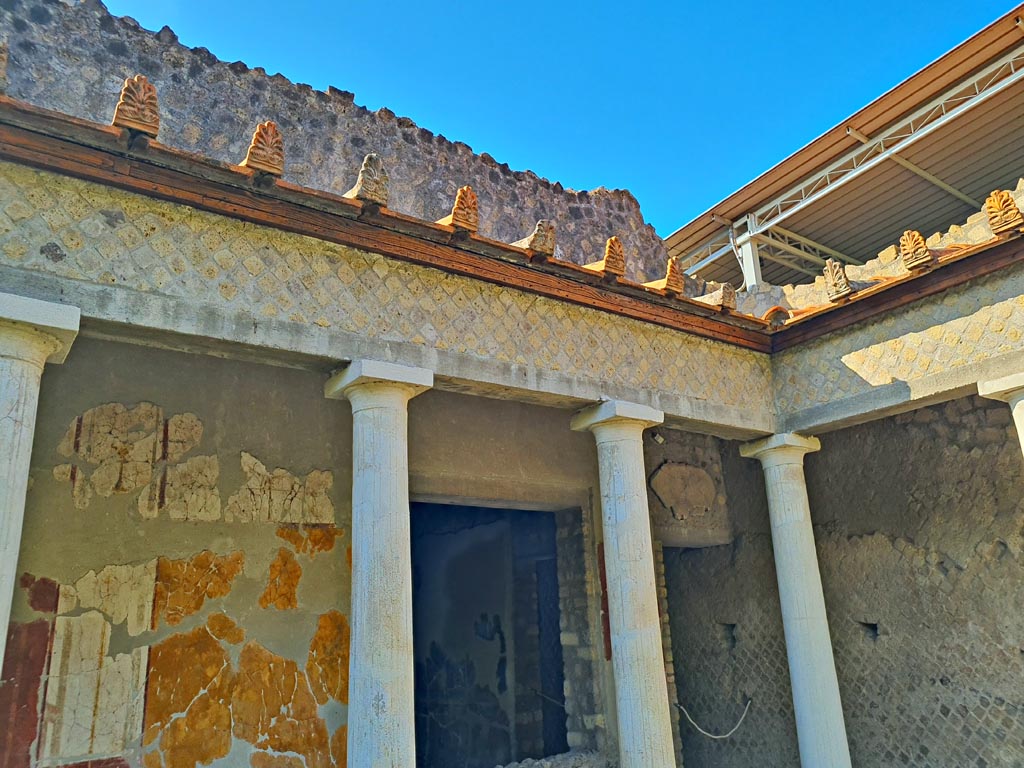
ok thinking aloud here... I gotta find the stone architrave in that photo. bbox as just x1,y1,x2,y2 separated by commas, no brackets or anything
0,292,79,668
571,400,676,768
740,433,852,768
978,373,1024,461
324,360,432,768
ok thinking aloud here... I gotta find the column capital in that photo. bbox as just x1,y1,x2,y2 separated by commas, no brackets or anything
324,359,433,402
570,399,664,435
740,432,820,466
978,373,1024,404
0,292,80,365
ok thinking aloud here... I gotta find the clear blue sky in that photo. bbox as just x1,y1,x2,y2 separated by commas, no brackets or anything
105,1,1017,236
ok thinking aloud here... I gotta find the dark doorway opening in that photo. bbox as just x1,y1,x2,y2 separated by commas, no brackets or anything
412,503,569,768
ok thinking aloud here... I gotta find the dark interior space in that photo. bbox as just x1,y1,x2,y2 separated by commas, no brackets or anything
412,503,569,768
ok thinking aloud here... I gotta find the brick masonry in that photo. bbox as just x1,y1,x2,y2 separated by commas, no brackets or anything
664,394,1024,767
0,0,668,281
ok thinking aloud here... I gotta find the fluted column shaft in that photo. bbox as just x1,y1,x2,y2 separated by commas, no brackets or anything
325,360,431,768
0,293,79,669
979,374,1024,462
741,433,851,768
572,400,676,768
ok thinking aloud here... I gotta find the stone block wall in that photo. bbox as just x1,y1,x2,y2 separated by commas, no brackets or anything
0,0,668,280
663,395,1024,767
554,508,608,755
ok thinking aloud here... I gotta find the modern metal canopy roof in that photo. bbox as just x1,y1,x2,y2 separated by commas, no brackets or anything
666,6,1024,288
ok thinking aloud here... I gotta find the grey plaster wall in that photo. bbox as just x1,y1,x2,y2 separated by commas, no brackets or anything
664,396,1024,767
0,0,668,280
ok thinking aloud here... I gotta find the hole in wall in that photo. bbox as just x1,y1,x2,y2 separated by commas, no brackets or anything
858,621,880,641
717,622,738,652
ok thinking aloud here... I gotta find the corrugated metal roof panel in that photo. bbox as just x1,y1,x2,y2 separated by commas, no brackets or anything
666,9,1024,288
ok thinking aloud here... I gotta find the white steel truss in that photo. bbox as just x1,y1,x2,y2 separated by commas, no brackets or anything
753,225,860,266
681,222,856,284
750,43,1024,235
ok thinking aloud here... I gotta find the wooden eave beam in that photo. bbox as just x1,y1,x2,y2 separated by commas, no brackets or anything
0,96,771,350
0,95,1020,355
772,236,1024,351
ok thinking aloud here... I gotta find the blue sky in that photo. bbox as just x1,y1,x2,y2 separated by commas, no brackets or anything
105,1,1016,236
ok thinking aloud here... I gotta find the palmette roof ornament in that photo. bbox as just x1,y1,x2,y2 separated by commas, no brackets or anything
823,258,853,302
344,153,390,206
692,282,737,310
240,121,284,176
642,256,687,295
512,220,556,257
899,230,932,270
584,236,626,278
662,256,685,295
436,185,479,232
112,74,160,137
984,189,1023,234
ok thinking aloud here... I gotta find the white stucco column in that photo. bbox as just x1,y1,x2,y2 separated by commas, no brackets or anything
325,359,432,768
979,374,1024,461
0,293,79,668
571,400,676,768
740,433,851,768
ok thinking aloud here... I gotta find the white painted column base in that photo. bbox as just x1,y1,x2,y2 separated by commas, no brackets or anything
979,374,1024,462
325,359,432,768
0,293,79,669
740,433,852,768
572,400,677,768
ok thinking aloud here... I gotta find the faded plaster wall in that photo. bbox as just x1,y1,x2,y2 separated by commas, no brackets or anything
0,0,668,280
775,260,1024,432
0,337,615,768
665,395,1024,767
0,160,772,436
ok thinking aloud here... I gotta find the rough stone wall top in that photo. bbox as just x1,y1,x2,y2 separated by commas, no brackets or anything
0,0,668,281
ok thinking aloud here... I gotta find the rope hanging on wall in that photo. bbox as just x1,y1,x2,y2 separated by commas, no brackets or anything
674,698,752,740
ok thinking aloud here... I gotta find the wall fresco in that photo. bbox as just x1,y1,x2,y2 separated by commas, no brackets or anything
8,390,350,768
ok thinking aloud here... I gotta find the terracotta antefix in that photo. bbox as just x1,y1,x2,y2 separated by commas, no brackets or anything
344,153,390,207
984,189,1023,235
643,256,685,295
584,236,626,278
240,121,284,176
436,185,479,232
512,220,556,257
824,258,853,302
112,74,160,137
899,230,932,270
694,282,737,310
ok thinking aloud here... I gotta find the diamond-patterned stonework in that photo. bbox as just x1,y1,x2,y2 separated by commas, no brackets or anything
775,264,1024,416
0,162,770,411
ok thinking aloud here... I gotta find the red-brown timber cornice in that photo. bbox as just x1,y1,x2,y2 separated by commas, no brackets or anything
0,95,771,351
0,95,1020,355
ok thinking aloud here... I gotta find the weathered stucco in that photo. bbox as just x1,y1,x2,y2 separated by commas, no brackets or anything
1,337,619,768
0,0,668,281
666,395,1024,767
0,160,774,437
775,260,1024,432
